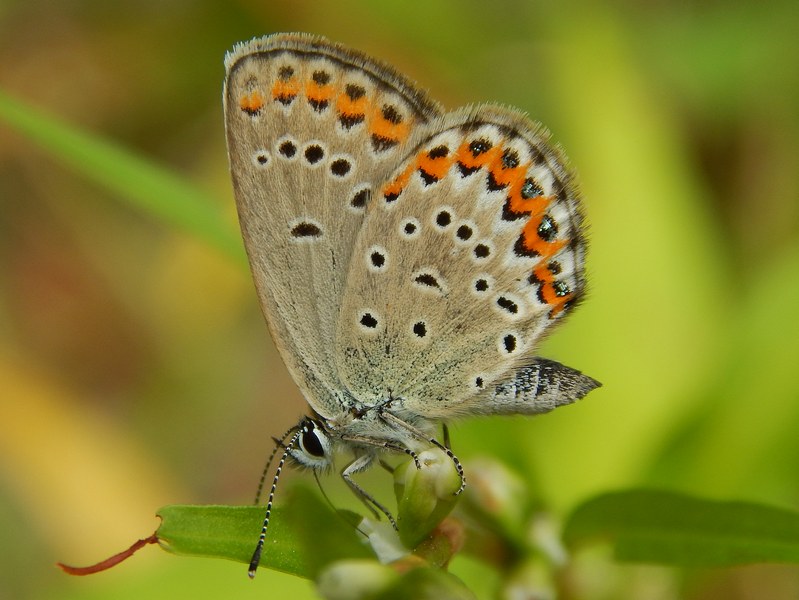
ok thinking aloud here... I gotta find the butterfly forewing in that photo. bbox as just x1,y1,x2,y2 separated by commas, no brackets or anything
224,34,442,417
335,106,588,417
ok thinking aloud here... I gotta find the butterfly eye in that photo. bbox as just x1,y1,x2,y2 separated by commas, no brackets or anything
300,423,327,458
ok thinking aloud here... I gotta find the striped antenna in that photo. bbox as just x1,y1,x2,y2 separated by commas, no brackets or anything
248,427,303,578
253,424,300,505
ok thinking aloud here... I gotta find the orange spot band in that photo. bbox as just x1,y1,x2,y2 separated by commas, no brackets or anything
239,91,264,113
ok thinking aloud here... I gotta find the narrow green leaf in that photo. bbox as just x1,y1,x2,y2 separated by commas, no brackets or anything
0,88,245,264
156,487,369,579
564,489,799,567
156,505,310,578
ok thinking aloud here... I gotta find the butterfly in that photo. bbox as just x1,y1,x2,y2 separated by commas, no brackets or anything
223,33,599,575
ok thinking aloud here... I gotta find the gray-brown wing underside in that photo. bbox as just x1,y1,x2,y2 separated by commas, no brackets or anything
224,34,442,417
335,105,591,418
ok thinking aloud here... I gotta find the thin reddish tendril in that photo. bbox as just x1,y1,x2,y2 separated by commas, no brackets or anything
57,533,159,576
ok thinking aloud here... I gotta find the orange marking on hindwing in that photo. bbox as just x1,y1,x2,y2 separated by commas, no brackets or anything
382,162,415,200
539,282,573,317
520,213,567,258
417,150,455,180
455,141,501,171
488,156,527,189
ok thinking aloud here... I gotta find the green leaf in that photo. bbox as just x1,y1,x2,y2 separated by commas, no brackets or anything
0,88,245,264
156,505,310,578
563,489,799,567
156,487,370,580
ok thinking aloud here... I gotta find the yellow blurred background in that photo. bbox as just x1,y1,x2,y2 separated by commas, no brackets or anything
1,1,798,598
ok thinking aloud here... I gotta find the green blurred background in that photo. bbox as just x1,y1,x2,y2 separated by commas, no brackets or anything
1,1,798,598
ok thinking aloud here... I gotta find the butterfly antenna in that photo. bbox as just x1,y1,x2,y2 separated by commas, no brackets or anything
253,425,298,505
248,428,302,579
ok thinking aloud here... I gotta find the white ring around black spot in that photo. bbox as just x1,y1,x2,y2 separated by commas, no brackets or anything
366,245,389,273
252,150,271,168
410,319,429,342
453,220,477,246
471,239,494,262
287,217,324,243
498,331,522,355
470,373,488,392
329,153,354,179
348,184,371,213
432,206,455,230
493,292,525,320
357,310,382,334
471,274,494,297
275,136,299,161
411,268,448,295
302,140,327,167
398,217,421,240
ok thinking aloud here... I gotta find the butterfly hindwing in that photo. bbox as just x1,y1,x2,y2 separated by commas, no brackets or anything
335,105,589,418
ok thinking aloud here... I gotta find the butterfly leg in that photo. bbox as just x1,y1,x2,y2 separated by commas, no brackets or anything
442,423,451,450
378,411,466,495
341,454,398,530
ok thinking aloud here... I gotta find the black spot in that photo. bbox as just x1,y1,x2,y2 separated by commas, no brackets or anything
474,244,490,258
513,235,539,257
412,322,427,338
372,135,399,152
475,278,489,292
301,426,325,457
360,313,378,328
475,377,484,388
547,261,562,275
384,189,401,203
312,70,330,85
469,139,492,156
435,211,451,227
497,296,519,314
501,149,520,169
456,225,473,240
309,97,329,111
345,83,366,100
418,168,439,186
290,222,322,238
330,158,351,177
503,334,517,353
538,215,558,241
370,251,386,268
351,188,370,208
486,171,507,191
428,145,449,159
403,221,417,235
339,113,365,128
381,105,403,124
414,273,440,288
521,178,544,199
279,141,297,158
256,154,268,165
278,66,294,80
501,198,526,221
553,281,571,297
457,162,480,177
305,145,324,164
